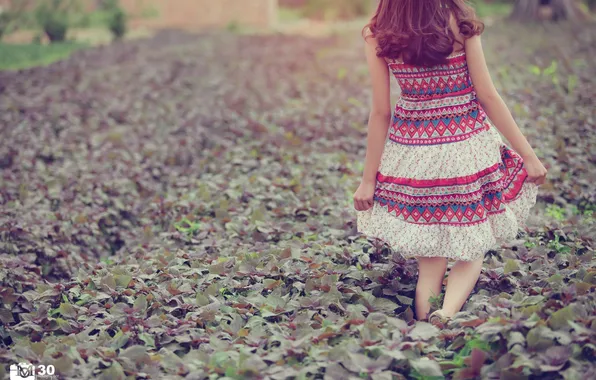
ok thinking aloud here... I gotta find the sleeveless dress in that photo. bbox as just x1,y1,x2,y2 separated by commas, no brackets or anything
357,52,538,262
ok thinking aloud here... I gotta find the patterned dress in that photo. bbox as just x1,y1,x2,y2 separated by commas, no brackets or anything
357,52,538,261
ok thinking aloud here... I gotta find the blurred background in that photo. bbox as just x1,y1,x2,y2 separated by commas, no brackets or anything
1,0,595,69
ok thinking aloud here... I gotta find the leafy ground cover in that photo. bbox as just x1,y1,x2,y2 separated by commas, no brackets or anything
0,22,595,380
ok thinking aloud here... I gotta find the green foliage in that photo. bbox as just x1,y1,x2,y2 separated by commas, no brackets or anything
548,233,571,254
0,12,13,40
278,6,304,23
35,0,78,42
31,33,43,45
428,291,444,312
546,204,566,221
0,0,33,40
226,20,241,33
0,41,84,70
470,1,514,18
40,14,68,42
98,0,127,40
302,0,373,21
173,218,201,236
69,11,106,29
108,8,127,40
528,60,579,95
139,4,159,19
440,337,491,374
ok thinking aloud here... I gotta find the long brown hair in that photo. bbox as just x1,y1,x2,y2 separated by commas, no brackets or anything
363,0,484,67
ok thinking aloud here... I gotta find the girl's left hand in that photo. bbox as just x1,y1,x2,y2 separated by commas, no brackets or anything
354,180,376,211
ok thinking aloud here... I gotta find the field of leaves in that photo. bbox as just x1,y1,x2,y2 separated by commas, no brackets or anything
0,22,595,380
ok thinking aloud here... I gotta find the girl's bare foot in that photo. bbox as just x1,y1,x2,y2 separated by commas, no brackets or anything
428,309,451,328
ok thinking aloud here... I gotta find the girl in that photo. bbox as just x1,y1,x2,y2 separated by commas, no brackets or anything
354,0,547,325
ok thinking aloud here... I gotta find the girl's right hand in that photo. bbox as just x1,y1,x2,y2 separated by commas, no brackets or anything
524,155,548,185
354,180,376,211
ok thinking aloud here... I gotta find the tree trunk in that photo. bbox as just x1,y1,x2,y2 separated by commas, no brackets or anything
510,0,589,21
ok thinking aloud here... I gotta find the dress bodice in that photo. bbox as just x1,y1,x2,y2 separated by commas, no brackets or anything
388,52,489,146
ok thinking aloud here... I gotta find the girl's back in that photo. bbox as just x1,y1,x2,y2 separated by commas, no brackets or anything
388,51,486,146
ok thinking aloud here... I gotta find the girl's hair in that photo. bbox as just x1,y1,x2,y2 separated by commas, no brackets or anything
363,0,484,66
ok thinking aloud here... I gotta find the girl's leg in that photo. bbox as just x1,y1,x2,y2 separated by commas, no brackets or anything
441,257,484,317
415,257,448,320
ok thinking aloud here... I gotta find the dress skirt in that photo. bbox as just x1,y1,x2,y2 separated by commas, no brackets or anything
357,125,538,262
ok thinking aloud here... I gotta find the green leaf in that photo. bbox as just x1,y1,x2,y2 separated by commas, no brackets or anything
547,273,563,285
75,293,93,306
100,275,117,290
120,345,149,362
503,259,520,274
567,75,578,94
0,309,15,324
58,302,76,318
99,361,125,380
174,217,201,235
527,326,555,351
584,271,596,284
111,330,130,349
548,306,574,330
396,295,413,305
543,61,558,76
196,293,210,306
410,357,443,377
347,97,364,107
134,295,147,312
370,296,399,313
521,295,544,306
225,366,239,378
210,351,230,368
114,274,132,288
528,65,541,76
409,322,440,341
55,317,72,332
52,354,74,375
138,332,155,348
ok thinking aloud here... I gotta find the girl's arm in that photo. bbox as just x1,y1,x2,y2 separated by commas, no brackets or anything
465,35,548,184
465,36,535,159
354,32,392,211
